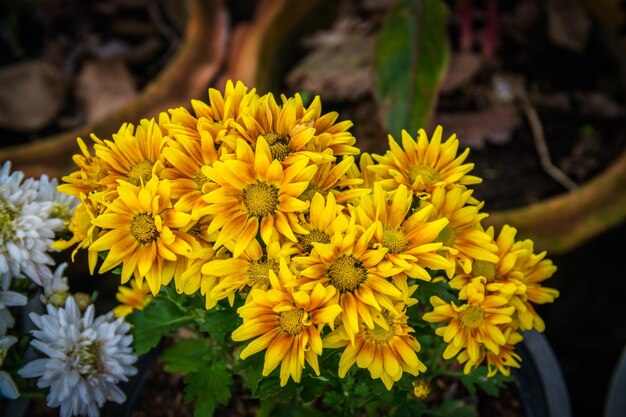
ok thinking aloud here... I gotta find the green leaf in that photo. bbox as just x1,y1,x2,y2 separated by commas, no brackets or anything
426,399,476,417
458,366,516,397
234,351,265,394
127,296,193,354
160,339,211,373
197,308,240,341
184,362,233,417
374,0,450,137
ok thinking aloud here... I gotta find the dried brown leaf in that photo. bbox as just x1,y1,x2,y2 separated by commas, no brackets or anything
0,60,66,132
546,0,591,52
440,51,483,93
435,104,522,149
76,59,137,123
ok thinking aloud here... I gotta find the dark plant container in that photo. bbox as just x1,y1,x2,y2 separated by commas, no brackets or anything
604,345,626,417
513,330,573,417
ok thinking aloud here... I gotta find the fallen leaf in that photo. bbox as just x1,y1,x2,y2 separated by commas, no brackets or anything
75,58,137,122
0,60,66,132
440,51,483,93
287,34,376,102
435,104,522,149
546,0,591,53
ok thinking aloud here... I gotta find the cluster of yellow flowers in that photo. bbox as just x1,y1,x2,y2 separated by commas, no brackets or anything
56,80,558,390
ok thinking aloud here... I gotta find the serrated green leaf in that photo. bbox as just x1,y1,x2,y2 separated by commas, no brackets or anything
374,0,450,137
235,351,265,394
198,308,240,341
127,296,193,354
184,362,233,417
161,339,210,373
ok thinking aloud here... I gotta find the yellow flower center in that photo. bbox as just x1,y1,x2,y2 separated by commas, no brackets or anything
299,185,328,203
264,132,291,161
127,160,155,186
471,260,497,282
328,255,367,293
243,181,279,217
383,228,409,254
193,171,210,191
278,309,305,335
188,222,203,237
69,340,105,375
459,305,485,329
435,224,456,247
247,256,279,287
131,213,158,244
0,199,17,237
408,164,441,186
297,229,330,254
363,323,394,345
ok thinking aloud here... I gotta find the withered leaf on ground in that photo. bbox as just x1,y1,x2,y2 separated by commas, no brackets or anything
440,51,483,93
286,34,376,102
76,58,137,123
0,60,66,132
546,0,591,53
435,104,522,149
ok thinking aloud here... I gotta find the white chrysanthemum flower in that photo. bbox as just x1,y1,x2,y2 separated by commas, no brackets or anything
18,296,137,417
40,262,70,306
0,331,19,399
0,162,64,285
37,175,80,222
0,277,27,335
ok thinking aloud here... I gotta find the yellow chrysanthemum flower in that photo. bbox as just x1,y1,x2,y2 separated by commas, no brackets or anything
449,225,528,300
355,183,451,281
228,93,331,166
52,197,102,274
346,153,379,190
324,307,426,390
369,126,481,196
198,240,297,309
455,322,524,376
289,93,359,157
168,215,218,298
296,223,404,342
93,119,168,193
423,277,515,365
201,137,316,257
485,325,523,376
427,186,498,277
298,155,366,204
166,80,259,142
58,137,109,198
231,259,342,386
161,127,223,217
89,176,192,295
295,192,349,255
112,280,153,318
508,239,559,332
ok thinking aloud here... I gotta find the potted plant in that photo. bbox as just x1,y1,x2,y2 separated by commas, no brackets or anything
0,81,566,416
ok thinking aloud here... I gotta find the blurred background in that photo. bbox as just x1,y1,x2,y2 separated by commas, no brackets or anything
1,0,625,416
